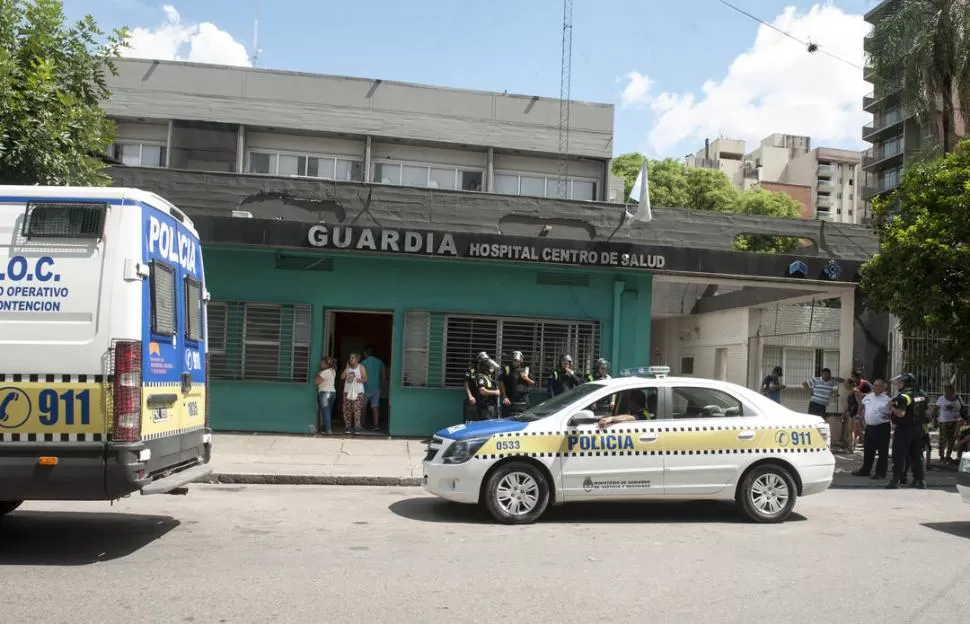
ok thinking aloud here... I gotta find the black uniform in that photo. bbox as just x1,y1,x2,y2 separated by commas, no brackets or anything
500,364,531,418
547,368,581,397
889,386,927,487
462,367,478,423
585,372,612,414
472,371,499,421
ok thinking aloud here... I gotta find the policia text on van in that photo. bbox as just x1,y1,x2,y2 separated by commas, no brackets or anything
0,186,214,516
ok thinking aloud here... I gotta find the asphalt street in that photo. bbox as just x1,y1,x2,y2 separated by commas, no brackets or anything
2,484,969,624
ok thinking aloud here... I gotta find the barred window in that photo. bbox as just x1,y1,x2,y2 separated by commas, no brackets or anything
150,261,177,336
205,300,312,383
184,276,204,342
401,311,600,388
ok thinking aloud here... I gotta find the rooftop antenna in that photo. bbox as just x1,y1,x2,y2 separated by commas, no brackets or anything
556,0,573,200
250,0,261,67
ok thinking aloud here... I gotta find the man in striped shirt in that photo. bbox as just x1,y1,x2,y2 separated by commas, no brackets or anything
802,368,843,417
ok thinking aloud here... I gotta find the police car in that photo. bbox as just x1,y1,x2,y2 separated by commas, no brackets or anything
422,366,834,524
959,455,970,504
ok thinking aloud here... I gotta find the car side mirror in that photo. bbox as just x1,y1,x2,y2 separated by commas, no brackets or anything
569,409,599,426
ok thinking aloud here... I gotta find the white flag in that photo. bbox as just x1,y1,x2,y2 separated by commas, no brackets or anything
627,159,652,222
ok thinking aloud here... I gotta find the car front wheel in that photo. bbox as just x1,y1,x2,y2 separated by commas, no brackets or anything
737,465,797,523
0,501,23,516
483,461,550,525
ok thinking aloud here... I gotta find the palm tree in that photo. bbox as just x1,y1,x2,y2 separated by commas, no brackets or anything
867,0,970,154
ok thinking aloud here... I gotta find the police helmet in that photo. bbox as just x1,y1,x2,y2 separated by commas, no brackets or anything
892,372,916,387
477,353,500,373
511,351,524,364
560,353,573,366
595,357,609,371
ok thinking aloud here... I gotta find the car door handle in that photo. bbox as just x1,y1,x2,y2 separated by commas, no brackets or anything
639,433,658,443
737,430,756,440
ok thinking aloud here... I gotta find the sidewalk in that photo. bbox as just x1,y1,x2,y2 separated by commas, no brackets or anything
207,433,425,486
205,433,959,489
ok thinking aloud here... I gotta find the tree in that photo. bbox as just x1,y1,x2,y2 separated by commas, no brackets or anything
867,0,970,155
684,167,740,213
733,189,802,253
0,0,128,186
860,141,970,372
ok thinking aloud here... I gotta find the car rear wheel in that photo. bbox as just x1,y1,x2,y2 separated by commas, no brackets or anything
737,465,797,523
483,461,550,525
0,501,23,516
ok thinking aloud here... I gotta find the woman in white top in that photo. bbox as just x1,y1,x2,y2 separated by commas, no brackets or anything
315,357,336,434
341,352,368,434
933,384,963,464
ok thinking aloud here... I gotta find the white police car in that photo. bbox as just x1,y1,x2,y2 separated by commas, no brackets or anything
958,455,970,504
422,366,834,524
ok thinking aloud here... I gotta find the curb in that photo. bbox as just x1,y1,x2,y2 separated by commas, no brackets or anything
204,473,422,487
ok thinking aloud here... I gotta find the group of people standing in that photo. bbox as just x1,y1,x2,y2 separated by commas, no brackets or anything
314,347,386,434
462,352,611,422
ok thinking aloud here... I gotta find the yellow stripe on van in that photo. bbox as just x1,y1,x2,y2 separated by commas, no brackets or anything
0,380,106,440
139,383,206,441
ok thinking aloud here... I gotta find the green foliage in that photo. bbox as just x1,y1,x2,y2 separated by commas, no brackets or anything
866,0,970,154
611,152,803,252
861,141,970,371
0,0,128,186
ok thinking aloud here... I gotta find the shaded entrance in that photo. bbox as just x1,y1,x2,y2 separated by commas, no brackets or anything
324,310,393,433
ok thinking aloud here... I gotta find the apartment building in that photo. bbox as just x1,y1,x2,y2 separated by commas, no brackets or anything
685,133,864,223
105,58,619,204
861,0,921,205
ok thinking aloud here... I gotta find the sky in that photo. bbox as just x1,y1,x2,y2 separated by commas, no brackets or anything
63,0,882,159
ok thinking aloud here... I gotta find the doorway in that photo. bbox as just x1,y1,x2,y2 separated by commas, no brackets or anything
324,310,394,434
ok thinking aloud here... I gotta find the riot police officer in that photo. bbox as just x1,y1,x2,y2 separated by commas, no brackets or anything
547,353,582,397
886,372,927,489
586,357,614,414
462,352,488,423
472,353,501,421
500,351,535,418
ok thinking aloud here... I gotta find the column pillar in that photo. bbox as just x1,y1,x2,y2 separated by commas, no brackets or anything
165,120,174,168
364,135,373,182
235,125,246,173
486,147,494,192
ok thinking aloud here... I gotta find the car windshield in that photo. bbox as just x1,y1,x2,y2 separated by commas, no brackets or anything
510,383,604,422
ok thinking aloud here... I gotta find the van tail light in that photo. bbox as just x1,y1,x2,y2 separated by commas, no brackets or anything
204,351,210,429
113,340,142,442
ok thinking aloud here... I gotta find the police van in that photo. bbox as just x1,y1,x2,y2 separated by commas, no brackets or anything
0,186,213,516
423,366,834,524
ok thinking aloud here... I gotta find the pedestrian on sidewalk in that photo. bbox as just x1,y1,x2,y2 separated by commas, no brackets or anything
846,373,872,452
315,356,336,434
341,353,368,434
361,346,386,432
853,378,891,479
802,368,842,418
886,372,927,490
931,384,962,465
760,366,786,403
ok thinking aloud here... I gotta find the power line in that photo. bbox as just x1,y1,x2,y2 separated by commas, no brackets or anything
717,0,863,70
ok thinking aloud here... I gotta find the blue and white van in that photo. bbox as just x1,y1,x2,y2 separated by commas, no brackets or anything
0,186,213,516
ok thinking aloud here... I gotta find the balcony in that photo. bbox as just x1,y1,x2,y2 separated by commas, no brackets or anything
816,195,834,209
863,91,875,110
816,209,835,222
817,180,835,191
863,81,902,112
862,109,906,142
862,144,904,170
861,176,901,201
817,164,837,176
865,0,900,23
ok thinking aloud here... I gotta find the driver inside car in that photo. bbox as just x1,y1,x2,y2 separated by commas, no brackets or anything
597,389,655,427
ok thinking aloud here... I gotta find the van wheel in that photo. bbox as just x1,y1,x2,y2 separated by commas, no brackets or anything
0,501,23,516
737,465,797,523
483,462,550,525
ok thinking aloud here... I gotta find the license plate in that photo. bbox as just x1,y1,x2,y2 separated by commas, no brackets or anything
152,408,170,423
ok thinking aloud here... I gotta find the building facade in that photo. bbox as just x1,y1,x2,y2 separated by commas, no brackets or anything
103,59,881,438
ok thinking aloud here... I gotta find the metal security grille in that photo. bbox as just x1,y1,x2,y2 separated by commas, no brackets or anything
22,202,106,239
401,310,600,389
185,277,203,342
206,300,311,383
150,261,177,336
752,302,841,412
892,325,970,402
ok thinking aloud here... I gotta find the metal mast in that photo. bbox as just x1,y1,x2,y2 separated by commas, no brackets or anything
556,0,573,200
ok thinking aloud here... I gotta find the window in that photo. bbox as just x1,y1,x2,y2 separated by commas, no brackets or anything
184,276,204,342
583,386,658,418
112,142,167,168
150,261,177,336
205,300,312,383
401,311,600,389
493,170,598,201
374,161,485,191
247,150,364,181
23,202,106,239
680,356,694,375
671,386,743,419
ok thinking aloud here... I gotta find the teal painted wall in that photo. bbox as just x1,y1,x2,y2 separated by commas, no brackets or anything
204,247,653,437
